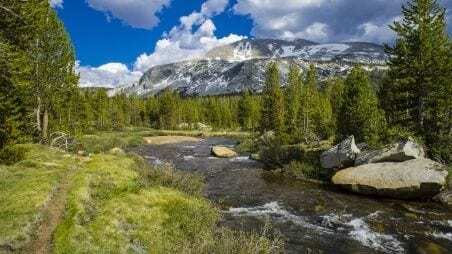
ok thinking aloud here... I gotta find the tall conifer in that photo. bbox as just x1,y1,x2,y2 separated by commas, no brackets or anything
260,63,285,136
382,0,451,161
338,67,386,146
285,64,302,137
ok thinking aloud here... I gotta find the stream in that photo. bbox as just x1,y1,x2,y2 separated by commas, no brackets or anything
131,137,452,254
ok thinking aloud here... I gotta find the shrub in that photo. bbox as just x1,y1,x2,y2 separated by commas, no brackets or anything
286,161,332,182
235,137,259,154
259,139,329,170
0,145,27,165
148,166,205,196
259,137,287,170
130,154,205,196
196,226,284,254
382,126,421,145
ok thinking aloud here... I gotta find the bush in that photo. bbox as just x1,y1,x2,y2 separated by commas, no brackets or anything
259,139,329,170
198,227,284,254
78,132,145,154
235,137,259,154
382,126,421,145
258,137,287,170
132,154,205,197
0,145,27,165
286,161,332,182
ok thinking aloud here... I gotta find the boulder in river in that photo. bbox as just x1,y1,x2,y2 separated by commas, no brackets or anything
211,146,238,158
332,159,448,199
355,139,424,166
320,136,361,169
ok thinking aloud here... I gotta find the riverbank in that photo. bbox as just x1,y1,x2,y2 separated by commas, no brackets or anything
0,131,281,253
131,135,452,254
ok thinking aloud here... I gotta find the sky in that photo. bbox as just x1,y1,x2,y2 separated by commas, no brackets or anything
51,0,452,88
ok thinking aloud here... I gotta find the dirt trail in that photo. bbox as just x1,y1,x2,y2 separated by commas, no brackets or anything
26,166,76,254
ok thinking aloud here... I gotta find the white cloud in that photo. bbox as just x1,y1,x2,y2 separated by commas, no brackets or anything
233,0,408,43
351,19,398,43
78,62,142,88
79,0,246,87
86,0,170,29
49,0,63,8
282,22,329,42
133,0,245,72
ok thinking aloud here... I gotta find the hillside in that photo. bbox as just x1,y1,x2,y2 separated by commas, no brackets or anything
110,38,388,97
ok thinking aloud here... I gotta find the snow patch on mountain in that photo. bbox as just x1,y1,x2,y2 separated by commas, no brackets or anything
108,38,388,97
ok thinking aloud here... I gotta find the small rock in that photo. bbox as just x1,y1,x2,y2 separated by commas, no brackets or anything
211,146,238,158
109,147,125,155
332,159,448,199
320,136,361,169
433,191,452,207
355,139,424,166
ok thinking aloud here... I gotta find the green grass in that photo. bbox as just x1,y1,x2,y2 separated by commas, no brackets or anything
53,153,218,253
0,145,76,250
1,132,281,253
53,152,282,254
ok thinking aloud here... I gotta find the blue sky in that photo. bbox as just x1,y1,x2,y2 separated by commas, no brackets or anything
55,0,252,68
50,0,452,88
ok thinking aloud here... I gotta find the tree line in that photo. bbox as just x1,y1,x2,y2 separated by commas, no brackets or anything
0,0,450,163
1,0,78,148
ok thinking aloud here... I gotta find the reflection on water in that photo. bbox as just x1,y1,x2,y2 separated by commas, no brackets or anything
131,137,452,254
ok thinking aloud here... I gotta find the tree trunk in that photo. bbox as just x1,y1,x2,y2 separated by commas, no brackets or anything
42,108,49,143
36,97,42,132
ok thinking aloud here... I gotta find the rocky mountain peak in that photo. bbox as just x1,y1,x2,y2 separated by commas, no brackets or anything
111,38,389,97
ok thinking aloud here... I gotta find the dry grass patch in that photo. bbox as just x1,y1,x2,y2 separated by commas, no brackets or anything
143,136,202,145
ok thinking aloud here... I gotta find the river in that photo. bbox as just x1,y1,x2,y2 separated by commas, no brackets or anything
131,137,452,254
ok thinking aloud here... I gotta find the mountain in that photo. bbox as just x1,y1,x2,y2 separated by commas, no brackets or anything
112,38,388,97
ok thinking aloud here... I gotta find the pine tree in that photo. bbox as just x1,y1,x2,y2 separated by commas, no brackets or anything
260,63,285,136
383,0,451,162
312,92,334,140
299,64,319,143
383,0,450,136
338,66,386,146
426,39,452,162
0,41,23,149
30,3,78,142
285,63,302,138
238,89,255,130
0,2,35,147
324,78,344,134
158,90,180,130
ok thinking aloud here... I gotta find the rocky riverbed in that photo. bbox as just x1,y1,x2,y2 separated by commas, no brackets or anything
131,137,452,254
